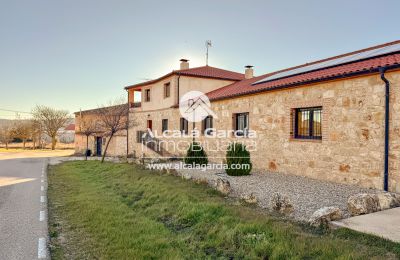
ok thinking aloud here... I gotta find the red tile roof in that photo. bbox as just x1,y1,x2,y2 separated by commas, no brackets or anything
64,124,75,131
178,66,244,80
207,41,400,101
125,65,244,89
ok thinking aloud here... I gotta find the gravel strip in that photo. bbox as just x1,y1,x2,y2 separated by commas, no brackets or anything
49,158,379,221
174,164,378,221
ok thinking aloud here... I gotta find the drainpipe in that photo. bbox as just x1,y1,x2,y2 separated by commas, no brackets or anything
126,89,129,159
379,67,390,191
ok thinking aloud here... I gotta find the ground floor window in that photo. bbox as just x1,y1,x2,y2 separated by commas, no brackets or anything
162,119,168,133
202,116,213,135
234,113,249,136
180,118,188,134
136,131,146,143
294,107,322,139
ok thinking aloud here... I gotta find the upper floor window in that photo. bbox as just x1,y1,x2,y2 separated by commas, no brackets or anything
145,89,151,102
180,118,188,134
202,116,213,135
294,107,322,140
234,113,249,136
164,82,170,98
162,119,168,133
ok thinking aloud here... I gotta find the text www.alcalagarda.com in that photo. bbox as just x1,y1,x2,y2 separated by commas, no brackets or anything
146,162,251,172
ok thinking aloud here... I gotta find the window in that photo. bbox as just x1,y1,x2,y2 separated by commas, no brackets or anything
294,107,322,139
202,116,213,135
145,89,151,102
164,82,170,98
162,119,168,133
234,113,249,136
180,118,188,134
136,130,146,143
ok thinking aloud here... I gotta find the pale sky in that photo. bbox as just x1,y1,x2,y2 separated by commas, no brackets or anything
0,0,399,119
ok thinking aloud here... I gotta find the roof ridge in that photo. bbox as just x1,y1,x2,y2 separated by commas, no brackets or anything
176,64,243,73
279,40,400,73
250,40,400,83
206,52,400,101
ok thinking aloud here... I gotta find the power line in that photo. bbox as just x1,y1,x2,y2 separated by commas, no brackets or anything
0,108,32,114
0,116,33,120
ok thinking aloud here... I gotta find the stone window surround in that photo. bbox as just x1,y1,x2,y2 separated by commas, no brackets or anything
232,112,250,137
287,98,332,142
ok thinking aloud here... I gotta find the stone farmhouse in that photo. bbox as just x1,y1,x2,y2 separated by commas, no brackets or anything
74,106,128,157
76,40,400,192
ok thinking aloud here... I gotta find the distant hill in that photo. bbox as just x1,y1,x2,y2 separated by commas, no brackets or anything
0,118,74,127
0,119,12,126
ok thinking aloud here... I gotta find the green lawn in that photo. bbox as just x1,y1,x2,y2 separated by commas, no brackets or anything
47,161,400,259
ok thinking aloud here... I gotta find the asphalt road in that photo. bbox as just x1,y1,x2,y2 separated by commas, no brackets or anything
0,150,72,259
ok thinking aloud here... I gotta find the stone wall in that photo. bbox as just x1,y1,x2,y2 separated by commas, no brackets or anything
75,134,127,157
128,71,400,192
74,111,127,157
74,134,95,155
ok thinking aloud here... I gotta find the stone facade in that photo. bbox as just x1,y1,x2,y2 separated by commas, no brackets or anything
74,111,128,157
128,75,237,111
128,71,400,192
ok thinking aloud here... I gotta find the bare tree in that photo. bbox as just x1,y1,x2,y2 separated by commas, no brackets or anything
31,120,43,149
76,114,98,160
32,105,69,150
95,100,129,163
12,120,33,149
0,122,14,149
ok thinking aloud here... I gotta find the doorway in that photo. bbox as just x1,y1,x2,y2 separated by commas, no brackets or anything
147,120,153,131
96,137,102,156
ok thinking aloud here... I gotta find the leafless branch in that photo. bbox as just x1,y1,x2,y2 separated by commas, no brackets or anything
32,105,69,150
95,98,131,162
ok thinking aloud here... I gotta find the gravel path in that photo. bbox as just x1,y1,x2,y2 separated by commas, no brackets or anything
175,165,378,221
48,157,379,222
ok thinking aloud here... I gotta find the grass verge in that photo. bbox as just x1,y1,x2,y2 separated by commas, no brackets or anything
48,161,400,259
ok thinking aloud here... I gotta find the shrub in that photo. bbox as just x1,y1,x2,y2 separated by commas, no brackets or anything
226,142,252,176
184,142,208,166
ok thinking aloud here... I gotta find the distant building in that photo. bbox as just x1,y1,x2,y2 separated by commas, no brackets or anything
57,123,75,143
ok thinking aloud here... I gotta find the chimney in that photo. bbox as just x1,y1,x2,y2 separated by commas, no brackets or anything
180,59,189,70
245,65,254,79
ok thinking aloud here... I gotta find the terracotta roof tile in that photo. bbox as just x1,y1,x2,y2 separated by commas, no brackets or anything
177,66,244,80
64,124,75,131
125,66,244,89
207,46,400,101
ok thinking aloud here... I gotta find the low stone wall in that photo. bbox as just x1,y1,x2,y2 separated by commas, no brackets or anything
147,161,384,221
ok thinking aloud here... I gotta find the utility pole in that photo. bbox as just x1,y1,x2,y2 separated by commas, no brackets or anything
205,40,212,65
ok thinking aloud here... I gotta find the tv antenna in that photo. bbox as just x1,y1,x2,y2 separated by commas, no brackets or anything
205,40,212,65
